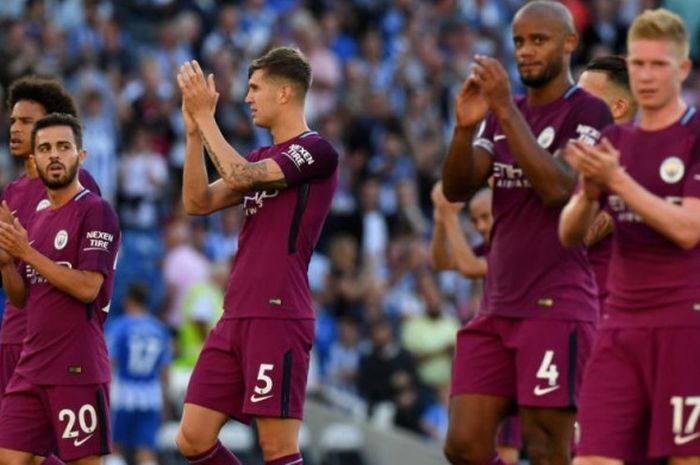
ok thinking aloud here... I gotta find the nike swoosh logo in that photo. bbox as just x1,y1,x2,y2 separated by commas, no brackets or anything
73,434,94,447
533,385,560,396
250,394,273,403
674,432,700,445
494,134,506,141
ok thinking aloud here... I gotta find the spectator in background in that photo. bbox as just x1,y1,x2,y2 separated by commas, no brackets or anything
161,219,210,331
326,315,366,394
321,233,369,321
202,207,242,263
401,271,460,392
357,318,418,413
80,87,118,203
107,283,171,465
578,0,628,65
173,261,228,372
117,127,168,230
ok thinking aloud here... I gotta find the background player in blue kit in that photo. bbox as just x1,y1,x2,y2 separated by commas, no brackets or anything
107,283,171,465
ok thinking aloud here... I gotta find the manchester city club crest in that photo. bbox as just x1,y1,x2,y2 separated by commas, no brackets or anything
537,126,555,149
659,156,685,184
36,199,51,211
54,230,68,250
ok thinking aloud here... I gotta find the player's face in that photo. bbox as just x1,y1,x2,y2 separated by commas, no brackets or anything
578,70,614,108
627,39,690,112
9,100,47,158
33,125,84,190
469,195,493,244
245,69,281,129
512,15,567,88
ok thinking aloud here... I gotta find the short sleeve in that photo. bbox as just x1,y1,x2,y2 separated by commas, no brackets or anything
273,138,339,187
79,169,102,197
473,115,496,154
556,96,613,150
78,199,121,276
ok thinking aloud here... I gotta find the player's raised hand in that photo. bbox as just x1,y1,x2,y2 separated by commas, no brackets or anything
0,201,16,225
455,75,488,128
0,218,30,261
565,138,621,187
432,181,465,214
177,60,220,121
472,55,512,117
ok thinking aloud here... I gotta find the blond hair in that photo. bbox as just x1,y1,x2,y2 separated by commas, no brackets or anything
628,8,689,59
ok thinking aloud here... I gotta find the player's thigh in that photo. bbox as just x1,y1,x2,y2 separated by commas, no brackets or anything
65,455,101,465
450,315,516,399
240,319,314,421
650,327,700,459
573,456,624,465
446,394,514,451
255,417,301,460
577,329,649,463
0,449,33,465
184,319,249,423
0,376,55,457
515,318,595,408
46,383,111,461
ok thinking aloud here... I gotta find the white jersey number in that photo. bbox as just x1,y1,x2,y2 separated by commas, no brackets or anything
536,350,559,386
254,363,274,395
671,396,700,436
59,404,98,439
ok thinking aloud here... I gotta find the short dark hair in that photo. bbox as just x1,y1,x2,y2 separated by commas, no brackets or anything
248,46,312,98
7,76,78,116
31,113,83,152
126,282,149,307
584,55,631,92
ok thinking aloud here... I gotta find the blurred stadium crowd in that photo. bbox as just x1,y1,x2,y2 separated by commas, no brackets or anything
1,0,700,452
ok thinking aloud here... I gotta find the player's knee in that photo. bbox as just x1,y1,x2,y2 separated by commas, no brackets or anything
443,433,492,465
524,430,561,465
257,434,297,462
175,424,211,457
0,451,32,465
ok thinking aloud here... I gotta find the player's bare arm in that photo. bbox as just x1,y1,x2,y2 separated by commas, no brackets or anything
178,61,288,193
473,55,577,206
583,211,614,247
0,219,104,303
442,76,493,202
181,100,244,215
559,141,604,246
431,182,487,277
575,138,700,250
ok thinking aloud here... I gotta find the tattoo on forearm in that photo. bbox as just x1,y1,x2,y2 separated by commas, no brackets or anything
584,211,614,247
199,129,228,177
199,129,286,190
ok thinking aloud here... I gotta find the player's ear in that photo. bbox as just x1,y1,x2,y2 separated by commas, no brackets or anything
563,32,578,54
278,84,293,105
612,98,629,122
78,149,87,166
679,57,692,82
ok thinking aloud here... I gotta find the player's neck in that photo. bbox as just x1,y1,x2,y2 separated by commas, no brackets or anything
46,181,84,209
527,73,574,106
24,157,38,178
269,109,310,145
638,97,687,131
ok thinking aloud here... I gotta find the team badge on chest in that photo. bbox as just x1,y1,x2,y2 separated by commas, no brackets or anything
36,199,51,211
54,230,68,250
537,126,555,149
659,156,685,184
